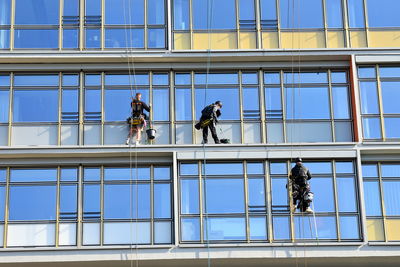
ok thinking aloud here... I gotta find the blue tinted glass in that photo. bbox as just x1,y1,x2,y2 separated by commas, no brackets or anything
385,118,400,138
381,82,400,114
331,72,347,83
153,73,169,85
265,87,282,118
242,72,258,84
273,216,290,240
85,74,101,85
85,89,101,114
62,89,78,113
347,0,365,28
336,162,354,173
0,0,11,25
204,217,246,241
326,0,343,28
195,88,239,120
153,89,169,121
203,163,243,175
363,117,382,139
105,74,149,85
284,72,328,84
362,164,378,177
243,87,260,118
247,162,264,174
13,90,58,122
295,216,337,239
104,167,150,180
83,184,100,218
0,90,9,122
174,0,189,30
60,185,77,219
303,162,332,174
337,177,357,212
105,0,144,24
363,181,382,216
271,178,288,206
340,216,360,239
310,177,335,212
60,168,78,181
383,180,400,216
381,164,400,177
0,186,4,220
63,29,79,49
63,74,79,86
15,29,59,48
105,28,144,48
0,30,10,48
15,0,59,24
264,72,280,84
85,28,101,48
360,82,379,114
248,178,265,206
64,0,79,16
249,217,267,240
9,185,56,220
84,168,100,181
367,0,400,27
14,75,59,86
175,88,192,120
175,73,191,85
0,75,10,86
104,184,150,219
180,163,198,175
193,0,236,30
332,87,350,119
154,167,170,180
148,0,165,24
148,28,165,48
181,217,200,241
195,73,238,84
270,162,287,174
181,179,199,214
280,0,323,29
154,183,171,218
379,67,400,78
239,0,255,20
0,169,5,182
358,67,375,78
203,179,244,213
105,89,131,121
285,87,330,119
10,169,57,182
260,0,277,21
85,0,101,16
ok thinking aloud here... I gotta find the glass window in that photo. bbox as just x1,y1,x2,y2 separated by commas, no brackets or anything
83,184,100,218
85,89,101,121
203,179,244,213
104,167,150,180
195,73,238,85
153,88,169,121
0,90,9,122
85,74,101,86
86,0,101,16
148,0,165,25
15,0,59,25
264,72,280,84
243,87,260,119
280,0,323,29
360,82,379,114
340,216,360,239
336,162,354,174
63,74,79,86
62,89,79,121
363,117,382,139
249,217,267,240
63,29,79,49
362,164,378,177
64,0,79,16
104,184,150,219
247,162,264,175
181,179,199,214
105,28,144,48
273,216,290,240
0,169,5,182
0,29,10,48
104,89,131,121
14,29,59,49
9,185,56,220
10,169,57,182
239,0,255,27
286,87,330,119
270,162,287,174
105,0,144,25
153,73,169,85
385,118,400,138
180,163,198,175
60,185,77,220
381,164,400,177
326,0,343,28
367,0,400,27
265,87,282,119
248,178,265,207
14,74,59,86
181,217,200,241
336,177,357,212
195,88,239,120
175,73,191,85
204,217,246,241
332,87,350,119
260,0,277,28
0,0,11,25
347,0,365,28
84,167,100,181
175,88,192,121
242,72,258,84
60,168,78,181
271,178,288,207
304,162,332,174
0,74,10,86
358,67,375,78
154,184,171,218
148,28,165,48
379,67,400,78
363,181,382,216
295,216,337,239
85,28,101,48
381,82,400,114
174,0,189,30
383,180,400,216
203,163,243,175
192,0,236,30
310,177,335,212
154,167,171,180
331,72,347,83
0,186,4,220
284,72,328,84
105,74,149,85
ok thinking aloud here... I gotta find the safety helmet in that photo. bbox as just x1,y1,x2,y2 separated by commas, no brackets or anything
295,157,302,163
215,101,223,108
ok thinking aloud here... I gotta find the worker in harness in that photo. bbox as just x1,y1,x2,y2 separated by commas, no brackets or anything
289,158,313,213
126,92,150,145
195,101,222,144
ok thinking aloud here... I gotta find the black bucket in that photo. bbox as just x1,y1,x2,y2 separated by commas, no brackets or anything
220,138,230,144
146,128,157,140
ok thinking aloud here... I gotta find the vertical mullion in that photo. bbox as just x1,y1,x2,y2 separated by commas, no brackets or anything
259,69,266,144
198,161,204,243
280,70,287,143
58,73,63,146
170,71,176,144
10,0,15,51
288,160,294,242
332,160,341,241
243,161,250,242
362,0,369,47
80,0,85,50
235,0,240,49
173,152,179,245
144,0,148,49
255,0,262,49
3,167,10,247
342,0,350,47
355,150,368,243
100,72,105,145
79,72,84,145
150,165,154,244
59,0,64,51
55,166,61,247
322,0,328,48
191,71,196,143
375,65,385,140
167,0,172,50
100,166,104,245
149,71,154,144
239,70,244,144
101,0,105,50
7,73,13,146
77,165,83,247
189,0,193,49
328,69,336,142
265,160,273,243
276,0,281,48
377,163,388,242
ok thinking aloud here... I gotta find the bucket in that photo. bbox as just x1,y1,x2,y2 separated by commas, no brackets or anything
146,128,157,140
220,138,230,144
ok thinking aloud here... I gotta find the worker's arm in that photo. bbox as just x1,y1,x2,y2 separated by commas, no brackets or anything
142,101,151,112
212,106,219,123
307,169,312,180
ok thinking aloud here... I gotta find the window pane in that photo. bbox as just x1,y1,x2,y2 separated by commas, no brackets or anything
242,72,258,84
63,74,79,86
203,163,243,175
331,72,347,83
154,184,171,218
63,29,79,49
0,169,5,182
264,72,280,84
154,167,171,180
340,216,360,239
85,74,101,85
83,184,100,218
0,75,10,86
0,186,4,221
181,179,199,214
204,217,246,241
247,162,264,174
175,88,192,121
15,0,59,25
148,0,165,25
175,73,191,85
336,177,357,212
383,180,400,216
0,0,11,25
104,167,150,180
362,164,378,177
332,87,350,119
104,184,150,219
203,179,244,213
271,178,288,207
105,74,149,85
105,28,144,48
85,0,101,16
295,216,337,239
347,0,365,28
14,29,59,49
62,89,78,120
248,178,265,207
381,82,400,114
303,162,331,174
9,185,56,220
265,87,282,119
379,67,400,78
153,88,169,121
239,0,255,20
180,163,198,175
367,0,400,27
85,28,101,48
336,162,354,173
358,67,375,78
105,89,131,121
60,185,77,219
64,0,79,16
326,0,343,28
105,0,144,25
381,164,400,177
270,162,287,174
273,216,290,240
243,87,260,119
84,167,100,181
280,0,323,29
285,87,330,119
181,217,200,241
195,73,238,84
174,0,189,30
363,181,382,216
153,73,169,85
284,72,328,84
85,89,101,120
195,88,239,120
0,29,10,48
193,0,236,30
14,75,59,86
385,118,400,138
363,117,382,139
148,28,165,48
310,177,335,212
10,169,57,182
0,90,9,122
60,168,78,181
249,217,267,240
260,0,277,22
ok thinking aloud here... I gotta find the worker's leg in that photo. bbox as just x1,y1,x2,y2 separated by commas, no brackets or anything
126,125,135,144
202,126,208,144
209,123,220,144
136,125,142,141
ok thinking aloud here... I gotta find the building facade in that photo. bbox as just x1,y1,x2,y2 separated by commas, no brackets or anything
0,0,400,266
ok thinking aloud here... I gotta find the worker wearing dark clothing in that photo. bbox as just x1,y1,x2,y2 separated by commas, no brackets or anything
126,92,151,145
289,158,313,213
195,101,223,144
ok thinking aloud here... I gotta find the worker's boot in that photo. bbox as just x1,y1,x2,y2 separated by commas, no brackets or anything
305,207,313,213
125,138,130,145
